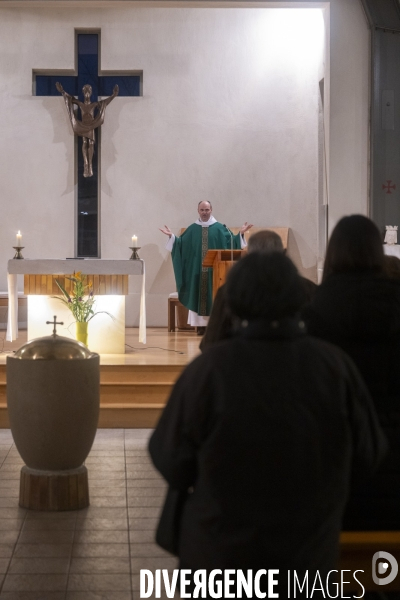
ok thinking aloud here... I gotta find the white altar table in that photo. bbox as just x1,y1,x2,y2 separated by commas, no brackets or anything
384,244,400,259
7,259,146,352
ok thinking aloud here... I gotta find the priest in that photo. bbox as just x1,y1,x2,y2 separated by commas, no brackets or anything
160,201,253,331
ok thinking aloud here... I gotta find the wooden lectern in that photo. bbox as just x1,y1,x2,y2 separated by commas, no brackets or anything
202,249,247,299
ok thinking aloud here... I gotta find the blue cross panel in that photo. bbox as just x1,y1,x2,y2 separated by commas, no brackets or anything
35,34,141,101
34,33,141,257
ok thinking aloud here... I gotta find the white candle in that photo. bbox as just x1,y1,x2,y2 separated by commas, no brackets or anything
16,231,22,247
132,235,138,246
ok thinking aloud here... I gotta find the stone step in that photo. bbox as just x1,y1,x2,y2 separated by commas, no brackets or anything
0,363,180,428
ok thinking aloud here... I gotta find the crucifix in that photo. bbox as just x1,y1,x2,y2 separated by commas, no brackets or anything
33,31,142,257
46,316,64,337
55,81,119,178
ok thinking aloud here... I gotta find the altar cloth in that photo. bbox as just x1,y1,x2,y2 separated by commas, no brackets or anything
7,259,146,345
384,244,400,259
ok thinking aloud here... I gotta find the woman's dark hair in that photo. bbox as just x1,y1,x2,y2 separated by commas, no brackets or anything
322,215,384,282
225,252,305,320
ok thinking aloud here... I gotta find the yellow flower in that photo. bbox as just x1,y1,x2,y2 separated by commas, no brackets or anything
74,271,82,281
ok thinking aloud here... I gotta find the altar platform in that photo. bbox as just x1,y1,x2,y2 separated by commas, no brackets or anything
0,328,200,429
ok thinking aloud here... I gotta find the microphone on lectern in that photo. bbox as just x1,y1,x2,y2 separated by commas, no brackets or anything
223,224,234,262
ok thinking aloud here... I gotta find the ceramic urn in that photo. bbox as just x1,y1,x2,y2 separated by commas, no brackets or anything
6,332,100,510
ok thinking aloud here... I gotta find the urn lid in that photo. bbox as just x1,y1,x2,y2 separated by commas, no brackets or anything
13,316,95,360
14,336,94,360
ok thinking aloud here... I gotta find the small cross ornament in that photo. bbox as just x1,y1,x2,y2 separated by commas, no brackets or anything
46,315,64,337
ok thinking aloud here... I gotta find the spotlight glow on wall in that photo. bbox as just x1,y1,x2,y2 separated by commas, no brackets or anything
254,9,325,72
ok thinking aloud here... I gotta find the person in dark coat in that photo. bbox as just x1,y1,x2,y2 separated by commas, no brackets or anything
305,214,400,529
149,252,385,594
384,254,400,280
200,230,317,351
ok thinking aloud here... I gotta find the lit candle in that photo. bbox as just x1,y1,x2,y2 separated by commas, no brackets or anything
16,231,22,247
132,235,138,247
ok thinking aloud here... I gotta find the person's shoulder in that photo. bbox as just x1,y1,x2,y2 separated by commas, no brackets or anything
209,222,227,236
300,276,318,302
308,273,350,308
300,276,317,291
177,341,231,384
214,283,226,299
300,333,339,351
199,333,356,377
316,271,400,306
192,335,236,362
180,223,198,236
299,334,361,375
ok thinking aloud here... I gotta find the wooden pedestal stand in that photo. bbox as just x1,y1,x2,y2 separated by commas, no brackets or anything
202,249,247,298
19,465,89,511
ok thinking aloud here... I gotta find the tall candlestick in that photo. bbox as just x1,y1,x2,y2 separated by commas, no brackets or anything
132,235,138,246
16,231,22,246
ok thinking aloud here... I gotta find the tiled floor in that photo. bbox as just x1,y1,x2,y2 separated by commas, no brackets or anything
0,428,177,600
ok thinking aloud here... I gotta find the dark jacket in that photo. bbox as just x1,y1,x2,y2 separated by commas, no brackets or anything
306,271,400,529
200,277,317,352
150,318,385,584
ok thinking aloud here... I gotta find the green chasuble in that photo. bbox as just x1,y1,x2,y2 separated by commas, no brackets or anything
172,223,241,316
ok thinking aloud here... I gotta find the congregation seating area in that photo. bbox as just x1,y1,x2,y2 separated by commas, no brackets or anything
0,427,399,596
1,220,400,595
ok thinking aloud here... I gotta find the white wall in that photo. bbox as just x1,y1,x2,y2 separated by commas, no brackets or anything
328,0,370,230
0,1,369,326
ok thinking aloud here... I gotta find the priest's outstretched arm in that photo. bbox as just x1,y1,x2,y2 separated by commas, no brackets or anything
160,223,252,237
159,222,253,251
159,225,173,238
240,222,253,235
